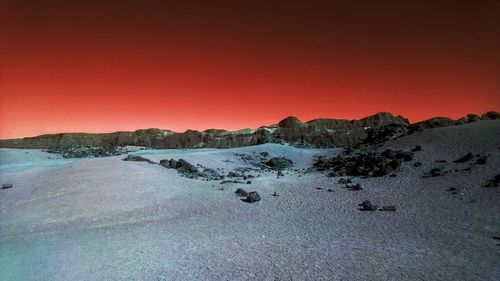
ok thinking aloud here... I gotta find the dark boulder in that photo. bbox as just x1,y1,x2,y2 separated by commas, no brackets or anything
175,159,199,174
235,188,248,197
159,159,178,168
265,157,294,170
483,175,500,188
242,191,261,203
1,183,13,189
123,155,153,163
160,158,201,178
358,200,377,211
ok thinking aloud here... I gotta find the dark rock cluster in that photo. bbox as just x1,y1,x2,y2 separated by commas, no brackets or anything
265,157,294,170
314,148,415,177
48,145,127,158
158,158,221,179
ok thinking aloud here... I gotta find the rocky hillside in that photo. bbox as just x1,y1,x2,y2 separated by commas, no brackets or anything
1,111,498,150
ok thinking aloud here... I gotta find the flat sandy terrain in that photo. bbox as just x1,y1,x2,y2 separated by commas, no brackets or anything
1,121,499,281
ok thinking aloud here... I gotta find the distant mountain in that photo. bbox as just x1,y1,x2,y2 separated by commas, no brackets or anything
1,111,498,149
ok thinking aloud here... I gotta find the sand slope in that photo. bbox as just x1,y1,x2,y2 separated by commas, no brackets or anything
1,121,499,281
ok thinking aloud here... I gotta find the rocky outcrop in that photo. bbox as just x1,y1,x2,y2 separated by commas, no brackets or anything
1,111,497,151
314,147,416,177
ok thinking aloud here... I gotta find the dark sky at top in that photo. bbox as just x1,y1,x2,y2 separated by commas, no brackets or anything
1,0,499,138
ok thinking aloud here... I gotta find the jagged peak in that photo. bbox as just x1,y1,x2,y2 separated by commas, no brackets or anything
278,116,303,128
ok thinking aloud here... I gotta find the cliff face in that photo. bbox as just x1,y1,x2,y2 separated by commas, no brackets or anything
1,111,497,149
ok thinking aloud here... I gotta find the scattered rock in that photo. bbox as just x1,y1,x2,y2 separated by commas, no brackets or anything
259,151,269,158
435,159,447,163
1,183,13,189
379,205,396,211
242,191,261,203
277,170,284,177
271,191,279,197
412,145,422,152
327,188,333,192
413,162,422,167
453,152,473,163
358,200,378,211
246,181,252,184
447,187,457,191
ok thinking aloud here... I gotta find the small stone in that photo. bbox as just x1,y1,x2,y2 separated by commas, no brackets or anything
379,205,396,211
1,183,13,189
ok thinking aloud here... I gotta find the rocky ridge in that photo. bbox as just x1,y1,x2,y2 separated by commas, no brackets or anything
1,111,498,155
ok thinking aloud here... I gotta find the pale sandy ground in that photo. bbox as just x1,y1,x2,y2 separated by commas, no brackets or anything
1,121,499,281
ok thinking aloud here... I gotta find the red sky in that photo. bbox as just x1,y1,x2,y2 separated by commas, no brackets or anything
1,0,499,139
